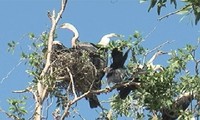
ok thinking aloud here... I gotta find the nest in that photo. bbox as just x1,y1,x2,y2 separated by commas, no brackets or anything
50,48,98,96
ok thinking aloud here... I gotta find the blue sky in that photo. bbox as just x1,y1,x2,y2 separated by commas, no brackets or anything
0,0,199,119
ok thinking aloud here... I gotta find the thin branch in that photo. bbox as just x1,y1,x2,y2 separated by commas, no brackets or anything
60,91,91,120
60,79,97,119
158,4,192,21
71,107,86,120
144,26,157,40
66,67,77,98
0,108,21,120
45,97,54,120
142,40,173,65
12,86,33,93
1,60,23,84
52,108,61,120
60,81,140,119
90,81,140,95
145,40,174,56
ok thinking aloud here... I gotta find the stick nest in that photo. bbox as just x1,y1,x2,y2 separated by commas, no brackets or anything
50,48,98,96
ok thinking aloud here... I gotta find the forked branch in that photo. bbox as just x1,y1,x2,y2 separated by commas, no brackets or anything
34,0,68,120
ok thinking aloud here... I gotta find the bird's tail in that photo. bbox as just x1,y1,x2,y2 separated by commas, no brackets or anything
117,87,132,99
87,94,100,108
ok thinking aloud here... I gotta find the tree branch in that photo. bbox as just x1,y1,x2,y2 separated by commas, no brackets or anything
66,67,77,98
60,81,140,119
158,4,192,21
34,0,68,120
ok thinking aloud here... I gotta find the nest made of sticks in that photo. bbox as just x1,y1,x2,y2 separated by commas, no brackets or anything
50,48,98,96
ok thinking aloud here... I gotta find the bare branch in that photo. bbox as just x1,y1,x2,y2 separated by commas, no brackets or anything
66,67,77,98
12,86,33,93
144,26,157,40
44,97,54,120
90,81,140,95
1,60,23,84
60,91,90,120
52,108,61,120
145,40,174,56
40,0,68,77
74,108,86,120
60,81,140,119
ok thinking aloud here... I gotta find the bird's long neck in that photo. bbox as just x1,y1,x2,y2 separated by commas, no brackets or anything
71,29,79,48
97,37,110,47
71,37,78,48
147,52,159,65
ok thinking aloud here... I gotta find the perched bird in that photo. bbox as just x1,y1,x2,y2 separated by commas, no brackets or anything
106,48,130,84
106,47,133,99
60,23,118,48
162,92,193,120
60,22,119,108
141,50,167,71
50,40,68,62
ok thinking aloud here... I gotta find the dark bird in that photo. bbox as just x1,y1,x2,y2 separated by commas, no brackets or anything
51,40,68,62
106,47,134,99
106,48,130,84
60,23,118,108
161,92,193,120
52,41,66,50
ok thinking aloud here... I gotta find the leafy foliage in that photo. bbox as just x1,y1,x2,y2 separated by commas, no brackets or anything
7,97,27,120
4,1,200,120
8,41,18,54
108,31,200,119
142,0,200,24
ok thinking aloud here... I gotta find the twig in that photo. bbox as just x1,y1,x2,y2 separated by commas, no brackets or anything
145,40,174,56
144,26,157,40
60,78,96,119
158,4,192,21
142,40,173,65
45,96,54,120
66,67,77,98
52,108,61,120
90,81,140,95
60,91,91,120
0,108,21,120
1,60,23,84
12,86,33,93
71,107,86,120
60,81,140,119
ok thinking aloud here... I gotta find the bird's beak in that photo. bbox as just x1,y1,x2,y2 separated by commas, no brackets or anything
115,34,123,38
60,23,68,29
59,24,64,28
161,51,168,55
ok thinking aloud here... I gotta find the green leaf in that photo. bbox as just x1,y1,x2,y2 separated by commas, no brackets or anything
148,0,157,12
7,41,18,54
29,33,35,39
170,0,177,8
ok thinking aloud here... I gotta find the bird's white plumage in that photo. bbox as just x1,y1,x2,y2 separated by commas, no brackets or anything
60,23,79,39
60,23,79,48
60,23,118,48
53,40,63,45
98,33,118,47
